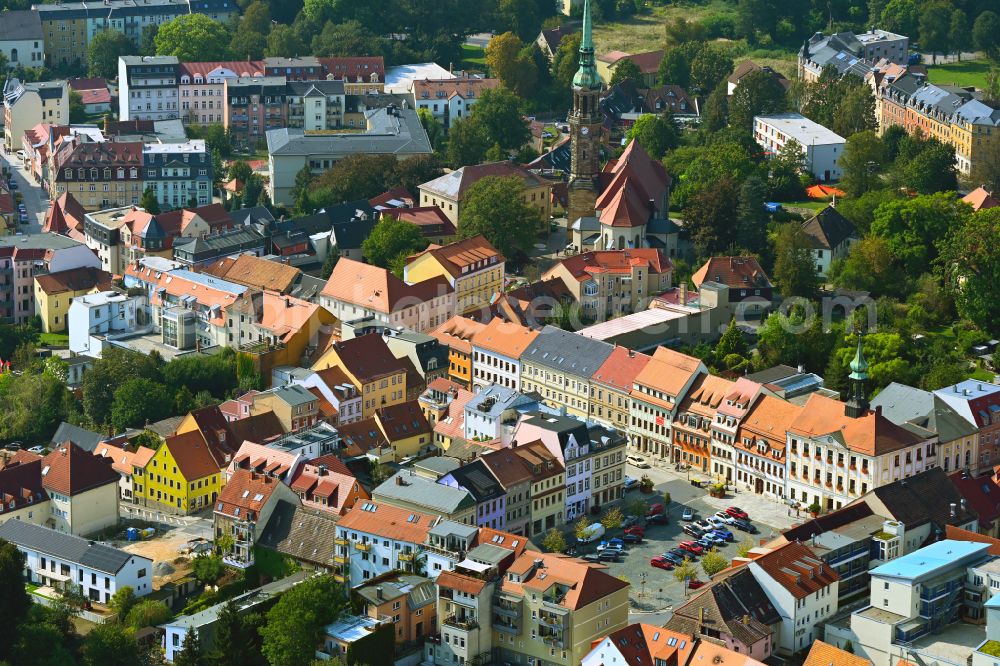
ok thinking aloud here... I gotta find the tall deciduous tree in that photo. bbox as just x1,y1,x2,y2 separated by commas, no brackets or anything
175,628,204,666
610,58,643,86
88,29,134,79
155,14,231,61
552,32,582,89
260,575,348,666
918,0,955,64
361,217,428,276
469,86,530,151
658,42,702,88
973,11,1000,60
265,25,306,58
485,32,538,98
0,539,29,662
728,68,787,130
772,222,818,298
840,130,887,197
736,175,769,254
625,113,679,159
871,193,970,276
83,622,141,666
683,176,740,258
689,44,733,94
140,187,161,214
458,175,540,258
949,10,970,60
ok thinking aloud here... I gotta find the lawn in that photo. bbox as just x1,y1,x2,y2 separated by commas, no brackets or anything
926,59,991,89
461,44,487,70
592,0,736,55
779,200,828,213
37,332,69,346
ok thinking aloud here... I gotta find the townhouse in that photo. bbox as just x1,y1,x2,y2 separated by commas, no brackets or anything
0,520,153,603
291,366,362,424
439,459,507,529
419,161,552,228
492,551,630,666
288,454,369,516
418,379,474,450
596,49,664,86
584,625,697,666
320,258,455,335
515,439,566,536
178,61,264,126
225,441,305,484
286,79,345,131
429,316,486,388
316,56,385,93
463,384,546,443
118,55,180,121
3,78,67,152
481,447,536,536
692,256,774,320
142,140,213,210
520,326,614,418
754,113,845,182
50,140,144,212
871,382,979,475
801,206,858,278
93,442,154,504
354,574,437,648
671,374,735,475
746,541,840,655
798,29,908,83
0,11,44,71
0,458,50,529
588,346,650,432
541,249,672,319
312,333,408,419
223,290,335,370
710,377,765,485
471,318,539,390
735,395,802,499
248,385,319,432
67,290,146,358
410,77,499,128
262,56,322,81
0,233,101,325
935,381,1000,476
514,411,627,517
224,76,288,150
213,469,299,569
333,502,436,586
404,235,504,318
135,430,227,515
371,400,434,460
374,470,477,525
629,347,707,460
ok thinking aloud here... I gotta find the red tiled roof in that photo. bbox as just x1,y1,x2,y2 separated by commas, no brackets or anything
317,56,385,80
79,89,112,105
692,256,773,290
375,401,431,442
803,641,872,666
165,430,222,481
337,501,435,543
41,442,119,496
962,187,1000,212
34,266,112,295
406,234,503,278
0,459,48,513
384,206,456,237
322,258,453,314
949,470,1000,527
328,333,407,384
502,551,628,610
68,78,107,91
943,525,1000,555
215,469,282,518
549,249,671,282
178,61,265,79
591,346,651,391
750,541,838,599
369,187,415,209
437,569,487,594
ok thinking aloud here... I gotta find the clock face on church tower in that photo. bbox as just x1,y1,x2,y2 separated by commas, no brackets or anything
581,126,589,135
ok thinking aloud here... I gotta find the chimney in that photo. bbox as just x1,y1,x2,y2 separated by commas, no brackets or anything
679,282,688,304
376,586,383,600
950,502,957,518
961,498,967,511
395,475,404,486
318,464,327,476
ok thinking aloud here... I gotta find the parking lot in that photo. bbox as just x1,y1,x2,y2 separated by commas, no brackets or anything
588,463,794,624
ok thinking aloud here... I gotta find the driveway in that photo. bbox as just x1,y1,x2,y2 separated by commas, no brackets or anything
1,150,48,234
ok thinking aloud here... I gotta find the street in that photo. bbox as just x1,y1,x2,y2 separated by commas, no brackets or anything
119,501,214,543
1,150,48,234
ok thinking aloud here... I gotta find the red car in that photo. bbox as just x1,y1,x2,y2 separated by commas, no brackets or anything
650,556,675,570
679,541,705,555
687,579,706,589
624,526,645,537
726,507,749,520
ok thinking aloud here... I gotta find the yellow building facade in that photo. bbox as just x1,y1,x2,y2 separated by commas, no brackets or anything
313,335,407,419
33,267,111,333
133,431,224,515
404,235,505,317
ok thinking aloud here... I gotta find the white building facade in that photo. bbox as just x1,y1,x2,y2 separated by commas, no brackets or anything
753,113,845,182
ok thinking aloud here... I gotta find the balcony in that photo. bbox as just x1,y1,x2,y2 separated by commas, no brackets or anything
333,572,347,583
354,541,371,552
538,613,567,631
492,619,519,635
443,615,479,631
492,599,521,618
334,537,348,546
230,114,249,121
398,551,414,562
541,634,566,649
334,553,348,564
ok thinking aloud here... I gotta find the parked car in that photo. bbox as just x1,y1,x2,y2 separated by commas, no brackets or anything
26,445,45,454
598,550,622,562
683,524,706,538
679,541,705,555
623,476,638,491
687,579,707,589
693,519,713,532
647,512,669,524
709,528,734,541
714,511,737,525
650,556,674,570
662,551,686,565
582,553,602,563
622,515,643,530
627,455,651,469
726,507,749,520
624,526,645,538
733,519,758,534
646,503,664,516
695,537,717,550
8,181,17,190
624,532,643,544
580,523,605,543
597,538,625,552
669,547,694,561
681,507,695,521
707,516,727,528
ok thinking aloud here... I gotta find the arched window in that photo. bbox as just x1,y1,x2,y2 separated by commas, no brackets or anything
618,235,625,249
10,48,17,63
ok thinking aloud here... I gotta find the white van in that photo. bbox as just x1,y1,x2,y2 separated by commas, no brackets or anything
579,523,605,543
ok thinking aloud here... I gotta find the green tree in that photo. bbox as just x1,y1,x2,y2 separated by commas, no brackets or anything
361,216,428,276
228,160,253,185
736,535,755,557
0,371,74,444
83,622,140,666
701,548,729,576
772,222,818,297
140,24,159,55
311,20,385,58
124,599,172,630
0,539,29,662
736,175,768,253
663,17,705,48
418,108,446,153
700,84,729,133
689,44,733,94
87,29,134,79
485,33,538,98
320,245,340,279
627,498,649,517
155,14,232,61
682,176,740,258
658,42,702,88
610,57,643,86
832,84,877,138
552,32,582,89
174,385,195,415
470,86,530,151
600,506,625,530
229,30,267,60
973,11,1000,60
110,377,172,432
69,90,87,123
919,0,954,63
446,116,490,167
716,318,748,359
265,24,306,58
900,139,957,194
175,627,205,666
840,130,887,197
729,68,786,130
870,192,969,277
140,187,161,214
310,154,397,204
948,10,970,60
238,0,271,33
289,164,315,214
938,207,1000,334
541,528,567,553
672,558,699,583
192,555,224,584
829,235,906,297
109,585,138,621
260,575,348,666
370,462,393,485
880,0,919,39
458,175,540,257
208,600,254,666
625,113,679,159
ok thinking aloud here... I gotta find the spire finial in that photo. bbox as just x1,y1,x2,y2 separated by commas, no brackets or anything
572,0,601,90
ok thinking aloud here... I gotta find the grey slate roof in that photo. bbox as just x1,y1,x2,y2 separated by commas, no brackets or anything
0,10,42,41
267,108,432,157
521,326,614,379
50,422,105,452
465,385,538,419
374,471,475,515
355,574,436,609
871,383,979,443
0,520,143,574
258,500,339,567
287,80,345,96
446,460,505,503
801,206,856,250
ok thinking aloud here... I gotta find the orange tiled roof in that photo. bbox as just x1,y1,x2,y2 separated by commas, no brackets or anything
692,256,773,290
633,347,703,396
436,569,487,595
738,395,802,451
165,430,223,481
203,254,300,293
789,393,926,456
429,316,486,355
501,551,628,610
750,541,838,599
550,249,671,282
591,347,651,391
337,501,436,543
41,442,119,496
471,317,539,358
406,234,503,278
322,258,453,314
803,641,872,666
962,187,1000,212
215,469,282,518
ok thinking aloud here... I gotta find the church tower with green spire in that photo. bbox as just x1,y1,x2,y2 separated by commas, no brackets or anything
566,0,603,226
845,331,870,418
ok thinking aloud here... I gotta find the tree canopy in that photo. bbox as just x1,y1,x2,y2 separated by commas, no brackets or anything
458,175,541,258
362,217,429,277
155,14,232,61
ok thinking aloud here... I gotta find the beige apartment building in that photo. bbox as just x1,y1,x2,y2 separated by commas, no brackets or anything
419,161,551,229
178,61,265,126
